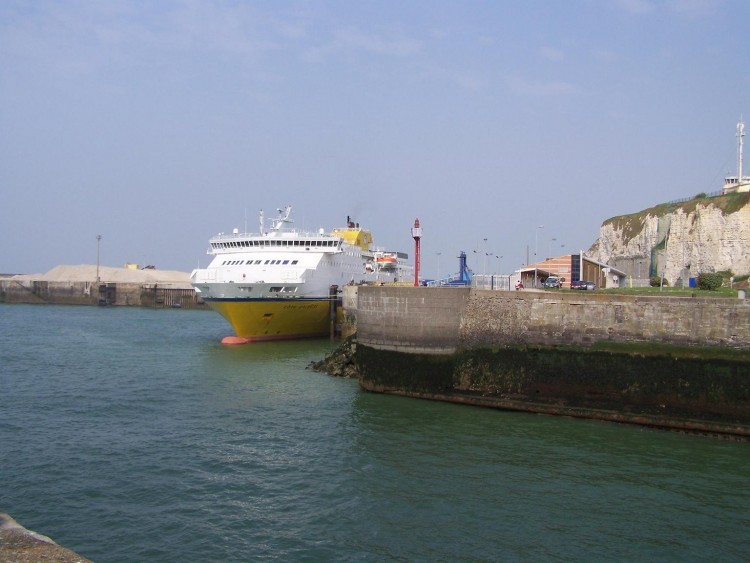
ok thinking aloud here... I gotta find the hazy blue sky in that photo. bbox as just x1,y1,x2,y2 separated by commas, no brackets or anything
2,0,748,277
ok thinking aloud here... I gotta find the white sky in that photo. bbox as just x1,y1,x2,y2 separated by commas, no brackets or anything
1,0,748,278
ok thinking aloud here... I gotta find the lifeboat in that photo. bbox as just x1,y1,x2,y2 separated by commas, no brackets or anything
376,254,398,270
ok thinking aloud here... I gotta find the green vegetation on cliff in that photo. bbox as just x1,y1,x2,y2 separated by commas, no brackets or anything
602,192,750,242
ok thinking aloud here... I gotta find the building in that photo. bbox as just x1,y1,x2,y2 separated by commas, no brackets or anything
521,252,627,289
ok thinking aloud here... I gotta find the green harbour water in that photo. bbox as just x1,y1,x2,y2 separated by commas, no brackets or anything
1,304,749,562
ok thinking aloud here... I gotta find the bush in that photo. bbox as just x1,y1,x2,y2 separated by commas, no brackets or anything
697,272,723,291
650,276,669,287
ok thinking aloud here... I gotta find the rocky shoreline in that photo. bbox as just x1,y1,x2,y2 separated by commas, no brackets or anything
308,336,358,378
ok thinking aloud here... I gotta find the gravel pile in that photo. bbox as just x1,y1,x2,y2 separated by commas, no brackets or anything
13,264,191,284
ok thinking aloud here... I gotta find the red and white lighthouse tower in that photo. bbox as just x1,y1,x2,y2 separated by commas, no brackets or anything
411,218,422,287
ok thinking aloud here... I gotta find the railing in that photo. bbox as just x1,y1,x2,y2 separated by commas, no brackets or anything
664,190,723,206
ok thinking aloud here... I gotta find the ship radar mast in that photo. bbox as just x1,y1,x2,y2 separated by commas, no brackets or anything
270,206,293,231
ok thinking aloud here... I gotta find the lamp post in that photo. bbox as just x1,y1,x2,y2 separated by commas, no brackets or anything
549,237,556,260
534,225,544,262
534,225,544,287
483,238,488,278
96,234,102,283
436,252,442,282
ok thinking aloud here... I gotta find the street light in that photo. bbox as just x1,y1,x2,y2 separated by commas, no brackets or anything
96,234,102,283
549,237,556,260
535,225,544,262
483,238,488,278
534,225,544,287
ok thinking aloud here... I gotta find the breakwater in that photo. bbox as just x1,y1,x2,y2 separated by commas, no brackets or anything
341,286,750,437
0,278,205,308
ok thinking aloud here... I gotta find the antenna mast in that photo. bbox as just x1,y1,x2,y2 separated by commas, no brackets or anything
738,118,745,183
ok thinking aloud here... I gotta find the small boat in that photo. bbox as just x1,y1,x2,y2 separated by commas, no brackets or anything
375,253,398,270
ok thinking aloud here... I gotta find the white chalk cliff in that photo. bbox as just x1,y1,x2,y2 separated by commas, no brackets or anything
589,193,750,284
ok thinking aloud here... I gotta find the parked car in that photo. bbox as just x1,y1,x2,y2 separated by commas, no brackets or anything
571,280,595,290
543,276,562,289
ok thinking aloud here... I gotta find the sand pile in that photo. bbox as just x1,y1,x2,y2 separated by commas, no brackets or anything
13,264,192,285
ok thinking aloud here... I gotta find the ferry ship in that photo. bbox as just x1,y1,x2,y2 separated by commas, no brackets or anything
191,206,409,343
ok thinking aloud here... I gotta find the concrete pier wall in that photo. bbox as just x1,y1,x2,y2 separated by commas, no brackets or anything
347,286,750,352
343,286,750,437
0,279,205,308
0,513,90,562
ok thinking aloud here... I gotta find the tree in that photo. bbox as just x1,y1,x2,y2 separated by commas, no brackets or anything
697,273,723,291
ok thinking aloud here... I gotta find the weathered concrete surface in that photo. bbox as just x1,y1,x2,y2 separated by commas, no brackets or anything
0,513,90,562
348,286,750,352
353,286,470,354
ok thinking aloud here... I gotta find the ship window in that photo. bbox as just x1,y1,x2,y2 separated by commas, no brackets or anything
291,260,298,265
282,260,289,264
270,286,282,292
255,260,261,264
264,260,270,264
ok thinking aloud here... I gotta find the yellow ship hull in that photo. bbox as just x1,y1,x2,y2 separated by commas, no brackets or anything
207,298,332,342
